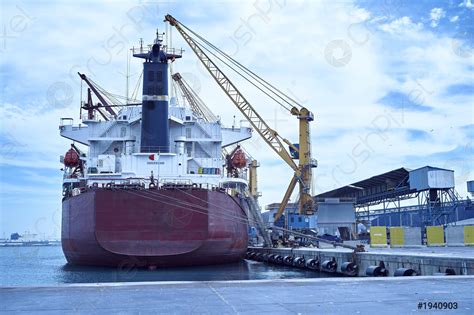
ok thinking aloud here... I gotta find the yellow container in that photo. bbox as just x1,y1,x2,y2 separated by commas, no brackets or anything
370,226,387,247
390,227,404,247
426,226,445,246
464,226,474,246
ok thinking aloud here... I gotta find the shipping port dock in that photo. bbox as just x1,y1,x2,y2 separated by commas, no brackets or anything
54,14,474,275
246,246,474,277
2,276,473,314
3,12,473,315
246,166,474,277
46,15,474,280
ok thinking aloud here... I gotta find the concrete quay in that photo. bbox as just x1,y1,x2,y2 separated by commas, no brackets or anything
247,246,474,277
1,276,473,314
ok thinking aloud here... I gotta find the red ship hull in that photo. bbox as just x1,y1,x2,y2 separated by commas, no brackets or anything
61,188,248,267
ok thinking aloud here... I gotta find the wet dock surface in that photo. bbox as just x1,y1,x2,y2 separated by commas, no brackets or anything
2,276,473,314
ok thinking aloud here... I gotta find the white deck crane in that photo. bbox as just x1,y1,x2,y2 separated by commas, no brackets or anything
173,71,263,201
166,15,317,221
171,72,218,122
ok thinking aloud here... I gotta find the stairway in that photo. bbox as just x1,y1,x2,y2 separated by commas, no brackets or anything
242,192,272,247
101,120,117,137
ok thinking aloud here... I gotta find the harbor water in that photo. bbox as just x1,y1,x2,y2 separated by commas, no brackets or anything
0,246,337,286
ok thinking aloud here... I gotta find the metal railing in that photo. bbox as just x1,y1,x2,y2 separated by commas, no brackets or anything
139,146,172,153
131,46,184,56
59,117,73,126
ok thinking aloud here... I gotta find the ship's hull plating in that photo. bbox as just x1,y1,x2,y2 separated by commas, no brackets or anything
61,188,248,267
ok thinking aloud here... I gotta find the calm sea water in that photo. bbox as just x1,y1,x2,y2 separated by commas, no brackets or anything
0,246,335,286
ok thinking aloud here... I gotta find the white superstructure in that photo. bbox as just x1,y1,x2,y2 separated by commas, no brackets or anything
60,98,252,188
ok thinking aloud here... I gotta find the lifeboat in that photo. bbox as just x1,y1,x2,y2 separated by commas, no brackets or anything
64,148,80,167
231,148,247,168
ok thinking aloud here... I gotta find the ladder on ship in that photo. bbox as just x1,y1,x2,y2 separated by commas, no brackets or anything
242,193,272,247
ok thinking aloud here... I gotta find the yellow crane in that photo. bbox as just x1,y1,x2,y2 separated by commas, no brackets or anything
165,15,317,221
173,71,262,202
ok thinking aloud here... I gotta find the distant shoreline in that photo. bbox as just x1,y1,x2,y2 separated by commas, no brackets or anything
0,241,61,247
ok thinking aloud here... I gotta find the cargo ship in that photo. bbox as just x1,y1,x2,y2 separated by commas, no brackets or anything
59,32,255,267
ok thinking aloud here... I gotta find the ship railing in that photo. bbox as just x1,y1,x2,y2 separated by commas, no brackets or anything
158,179,227,192
159,179,191,190
131,46,151,54
85,177,148,189
59,117,73,126
239,120,251,128
159,178,211,190
140,146,172,153
81,112,99,122
164,47,184,56
159,178,192,185
131,46,184,56
77,177,229,193
224,120,252,130
63,173,82,180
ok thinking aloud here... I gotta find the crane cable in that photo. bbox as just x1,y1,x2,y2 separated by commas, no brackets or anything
87,77,121,104
119,188,257,227
179,21,299,108
181,77,218,122
86,76,124,115
114,183,262,228
131,70,143,101
176,20,302,112
185,33,293,113
117,187,362,251
133,186,315,250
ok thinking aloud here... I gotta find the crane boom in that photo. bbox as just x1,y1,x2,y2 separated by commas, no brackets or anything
78,72,116,117
166,15,297,171
172,72,217,122
165,15,315,220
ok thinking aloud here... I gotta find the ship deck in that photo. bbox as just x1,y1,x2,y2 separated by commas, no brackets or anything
2,276,473,314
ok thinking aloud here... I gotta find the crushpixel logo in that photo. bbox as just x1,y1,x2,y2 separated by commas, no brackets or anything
324,39,352,68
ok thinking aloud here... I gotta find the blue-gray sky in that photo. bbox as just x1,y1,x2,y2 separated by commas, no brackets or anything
0,0,473,239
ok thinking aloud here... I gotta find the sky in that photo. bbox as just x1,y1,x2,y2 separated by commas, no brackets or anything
0,0,473,239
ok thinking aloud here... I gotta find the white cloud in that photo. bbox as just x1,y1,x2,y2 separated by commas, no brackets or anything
429,8,446,27
449,15,459,22
349,7,371,22
459,0,474,9
0,103,73,170
379,16,423,35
